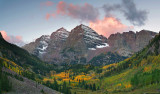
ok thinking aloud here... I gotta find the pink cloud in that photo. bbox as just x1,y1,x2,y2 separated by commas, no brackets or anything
89,17,134,38
0,30,25,46
46,13,51,20
57,1,67,15
0,30,10,40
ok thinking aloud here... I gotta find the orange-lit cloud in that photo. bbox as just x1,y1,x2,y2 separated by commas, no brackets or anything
0,30,25,46
89,17,134,38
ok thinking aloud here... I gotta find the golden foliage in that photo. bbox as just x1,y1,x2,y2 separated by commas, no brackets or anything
125,84,132,88
143,66,151,72
103,63,117,70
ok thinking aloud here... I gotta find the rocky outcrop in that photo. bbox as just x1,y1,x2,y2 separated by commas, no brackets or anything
42,28,69,63
23,27,70,64
108,30,157,56
62,24,108,64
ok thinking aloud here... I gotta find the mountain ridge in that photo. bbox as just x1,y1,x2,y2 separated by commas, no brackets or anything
22,24,157,65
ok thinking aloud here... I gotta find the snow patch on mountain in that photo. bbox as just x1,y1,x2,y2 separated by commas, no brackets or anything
96,43,109,48
81,25,101,40
88,43,109,50
35,35,50,55
88,48,96,50
53,28,69,40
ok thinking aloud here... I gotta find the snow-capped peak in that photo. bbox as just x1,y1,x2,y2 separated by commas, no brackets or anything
40,35,50,41
51,27,69,40
74,24,108,49
34,35,50,56
56,27,67,33
80,24,95,33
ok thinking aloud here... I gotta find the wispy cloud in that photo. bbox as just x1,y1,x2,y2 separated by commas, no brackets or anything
103,0,148,26
55,1,99,22
121,0,148,26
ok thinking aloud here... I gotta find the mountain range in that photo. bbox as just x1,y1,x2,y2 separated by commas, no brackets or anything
23,24,157,65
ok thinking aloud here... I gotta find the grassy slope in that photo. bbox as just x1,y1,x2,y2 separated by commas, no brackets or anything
0,35,55,75
98,34,160,93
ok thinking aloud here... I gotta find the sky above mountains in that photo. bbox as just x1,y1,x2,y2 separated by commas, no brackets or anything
0,0,160,46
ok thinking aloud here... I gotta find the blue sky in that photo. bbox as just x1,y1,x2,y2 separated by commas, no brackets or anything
0,0,160,44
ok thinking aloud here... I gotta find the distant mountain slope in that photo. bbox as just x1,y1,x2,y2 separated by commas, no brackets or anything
0,55,60,94
108,30,157,56
0,32,53,74
88,52,127,66
98,32,160,93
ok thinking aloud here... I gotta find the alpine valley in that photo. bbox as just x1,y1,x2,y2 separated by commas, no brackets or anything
1,0,160,93
0,23,160,94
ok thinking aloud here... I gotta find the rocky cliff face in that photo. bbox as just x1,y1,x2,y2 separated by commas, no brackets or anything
42,28,69,63
23,35,50,58
61,24,108,64
23,24,109,64
107,30,157,57
23,25,157,65
23,27,70,64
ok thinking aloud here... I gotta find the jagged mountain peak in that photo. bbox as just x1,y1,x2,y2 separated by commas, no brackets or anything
67,24,108,50
56,27,68,33
35,35,50,43
72,24,96,33
50,27,69,39
33,35,50,56
40,35,50,39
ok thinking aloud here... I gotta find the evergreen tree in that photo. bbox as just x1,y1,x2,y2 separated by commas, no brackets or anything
53,78,59,91
89,84,92,90
62,81,71,94
85,84,88,89
62,81,67,93
92,83,96,91
0,61,12,93
69,80,71,85
97,86,100,90
78,79,81,86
